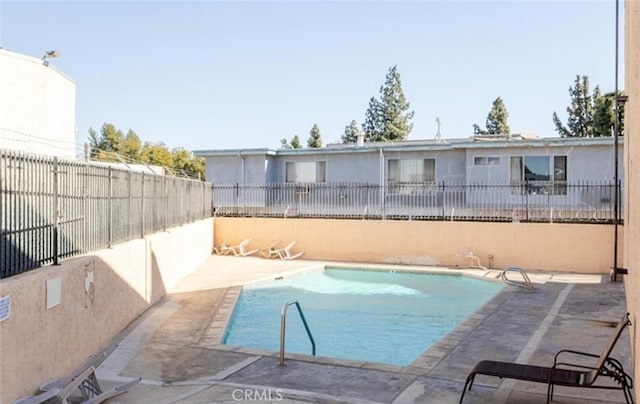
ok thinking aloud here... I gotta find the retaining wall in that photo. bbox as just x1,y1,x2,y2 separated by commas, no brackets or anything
0,218,213,403
214,217,621,273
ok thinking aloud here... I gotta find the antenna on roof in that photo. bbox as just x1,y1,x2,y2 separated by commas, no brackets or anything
434,117,446,143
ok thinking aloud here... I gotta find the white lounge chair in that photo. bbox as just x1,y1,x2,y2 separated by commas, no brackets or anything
16,365,99,404
230,239,258,257
15,344,140,404
457,251,486,270
272,241,304,260
213,240,233,255
261,241,282,258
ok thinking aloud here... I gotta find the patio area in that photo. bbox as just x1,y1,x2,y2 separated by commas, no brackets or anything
94,255,631,404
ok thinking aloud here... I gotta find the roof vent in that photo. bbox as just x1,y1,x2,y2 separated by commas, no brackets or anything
357,132,365,147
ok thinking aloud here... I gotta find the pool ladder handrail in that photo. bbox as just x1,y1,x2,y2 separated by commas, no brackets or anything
280,300,316,366
501,267,534,290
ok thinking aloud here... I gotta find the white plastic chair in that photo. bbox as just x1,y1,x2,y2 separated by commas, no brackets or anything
272,241,304,260
230,239,258,256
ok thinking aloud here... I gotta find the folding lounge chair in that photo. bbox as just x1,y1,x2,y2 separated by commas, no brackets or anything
15,365,99,404
229,239,258,257
272,241,304,260
15,344,140,404
15,367,140,404
460,312,634,404
261,241,282,258
213,240,233,255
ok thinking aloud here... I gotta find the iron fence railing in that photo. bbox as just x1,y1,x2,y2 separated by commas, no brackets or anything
211,181,621,224
1,149,212,279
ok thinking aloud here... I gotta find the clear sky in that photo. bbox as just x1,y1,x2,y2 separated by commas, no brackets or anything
0,0,624,153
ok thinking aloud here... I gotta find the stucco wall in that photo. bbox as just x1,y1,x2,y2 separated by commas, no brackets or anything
0,49,76,158
0,218,213,403
323,151,382,183
214,217,620,273
624,0,640,396
244,154,269,184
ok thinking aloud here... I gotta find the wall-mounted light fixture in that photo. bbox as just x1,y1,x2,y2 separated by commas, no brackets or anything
41,50,61,66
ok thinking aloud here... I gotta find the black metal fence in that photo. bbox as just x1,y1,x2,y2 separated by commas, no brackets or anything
1,149,212,279
211,181,621,223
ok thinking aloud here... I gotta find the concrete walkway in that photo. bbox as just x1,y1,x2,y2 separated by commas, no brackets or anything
96,255,632,404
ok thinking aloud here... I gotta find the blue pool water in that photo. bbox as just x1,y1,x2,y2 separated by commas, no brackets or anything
223,268,503,366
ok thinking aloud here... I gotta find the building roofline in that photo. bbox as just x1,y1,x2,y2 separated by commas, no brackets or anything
193,148,277,157
195,136,622,157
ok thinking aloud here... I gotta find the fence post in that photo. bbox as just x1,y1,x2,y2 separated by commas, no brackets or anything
108,167,113,247
52,157,60,265
210,182,216,217
141,171,145,237
163,176,168,231
441,181,446,219
235,182,239,215
365,184,370,219
380,183,386,220
128,170,132,240
525,180,530,221
82,163,88,254
202,182,206,219
547,184,552,223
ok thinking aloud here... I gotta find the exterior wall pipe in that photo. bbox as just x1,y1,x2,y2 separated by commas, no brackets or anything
238,152,245,185
613,0,622,281
378,147,385,219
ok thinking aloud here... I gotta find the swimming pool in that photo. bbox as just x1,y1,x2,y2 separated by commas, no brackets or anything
223,268,503,366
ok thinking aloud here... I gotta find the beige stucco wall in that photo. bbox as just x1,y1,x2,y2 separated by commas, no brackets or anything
0,218,213,403
215,217,620,273
625,0,640,396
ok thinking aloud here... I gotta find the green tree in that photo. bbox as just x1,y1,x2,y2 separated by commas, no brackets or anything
473,97,511,135
120,130,141,161
140,142,173,168
88,128,99,152
307,124,322,148
86,123,205,180
341,120,360,144
88,123,124,160
363,65,414,142
593,91,625,137
553,75,596,137
362,97,383,142
172,147,205,179
280,138,292,149
291,135,302,149
280,135,302,149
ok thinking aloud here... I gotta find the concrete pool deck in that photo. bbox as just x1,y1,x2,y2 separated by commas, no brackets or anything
95,255,632,403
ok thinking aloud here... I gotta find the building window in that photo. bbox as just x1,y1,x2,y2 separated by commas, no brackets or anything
474,156,500,166
285,162,295,182
387,158,435,194
510,155,567,195
285,161,326,183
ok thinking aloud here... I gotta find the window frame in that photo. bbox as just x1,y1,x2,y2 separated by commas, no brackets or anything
474,156,500,166
510,155,567,195
387,158,436,194
285,161,327,183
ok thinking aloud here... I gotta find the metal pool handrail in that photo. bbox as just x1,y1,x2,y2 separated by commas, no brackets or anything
280,300,316,366
501,267,534,290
